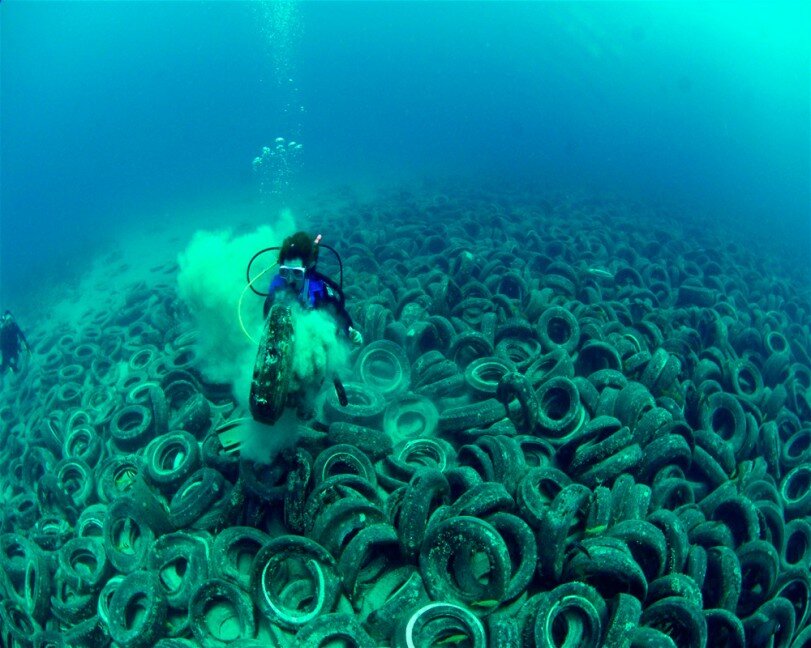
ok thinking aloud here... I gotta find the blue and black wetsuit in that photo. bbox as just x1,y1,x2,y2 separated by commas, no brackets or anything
263,269,354,335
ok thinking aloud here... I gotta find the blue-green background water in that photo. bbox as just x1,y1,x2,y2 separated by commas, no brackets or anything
1,1,809,304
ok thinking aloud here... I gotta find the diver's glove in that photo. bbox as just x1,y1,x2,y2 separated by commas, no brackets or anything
349,327,364,347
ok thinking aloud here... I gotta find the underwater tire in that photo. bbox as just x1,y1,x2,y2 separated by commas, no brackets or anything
534,376,584,440
58,537,110,595
640,596,707,648
171,393,212,438
168,467,229,529
392,602,486,648
438,398,505,435
147,531,211,609
0,536,51,623
537,306,580,353
604,593,643,648
310,497,387,557
382,393,439,445
312,443,377,487
458,435,526,496
446,480,513,519
781,465,811,517
106,570,168,648
75,504,107,540
449,330,495,366
419,515,511,609
210,526,271,591
364,567,428,642
354,340,411,398
62,424,105,468
29,516,72,553
562,536,649,602
535,483,591,582
33,629,68,648
0,599,42,648
284,448,314,534
250,535,339,630
97,575,125,630
464,356,515,398
396,468,450,559
249,303,294,425
328,422,393,461
95,454,146,503
292,613,376,648
703,608,745,648
324,381,387,426
302,474,381,536
144,430,202,492
103,496,164,574
532,581,608,648
109,404,156,451
386,437,457,482
496,371,539,434
485,512,538,601
337,522,401,598
238,457,287,503
188,578,256,646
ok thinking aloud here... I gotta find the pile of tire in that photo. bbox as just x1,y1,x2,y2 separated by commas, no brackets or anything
0,185,809,647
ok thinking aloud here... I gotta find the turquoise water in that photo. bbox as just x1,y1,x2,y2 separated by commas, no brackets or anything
1,2,810,646
2,2,808,300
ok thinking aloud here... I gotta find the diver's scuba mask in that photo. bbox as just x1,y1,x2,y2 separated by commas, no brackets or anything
280,263,307,292
279,265,306,280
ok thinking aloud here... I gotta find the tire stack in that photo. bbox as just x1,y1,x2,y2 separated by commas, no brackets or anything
1,184,809,647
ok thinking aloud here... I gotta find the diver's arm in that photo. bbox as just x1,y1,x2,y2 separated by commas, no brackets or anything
322,287,353,334
335,307,354,336
328,297,360,343
312,272,354,333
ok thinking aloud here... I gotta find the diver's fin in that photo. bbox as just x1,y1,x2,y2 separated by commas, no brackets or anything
333,377,348,407
215,418,250,456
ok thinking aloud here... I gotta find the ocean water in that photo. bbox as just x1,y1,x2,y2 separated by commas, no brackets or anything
2,2,809,296
0,2,810,646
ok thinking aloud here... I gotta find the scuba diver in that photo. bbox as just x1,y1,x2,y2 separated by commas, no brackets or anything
222,230,359,438
263,231,363,345
216,232,363,454
0,311,30,374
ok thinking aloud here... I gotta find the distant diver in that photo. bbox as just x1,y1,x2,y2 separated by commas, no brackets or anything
0,311,31,374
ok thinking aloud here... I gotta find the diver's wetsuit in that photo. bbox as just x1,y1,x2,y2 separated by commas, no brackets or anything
263,269,354,334
0,319,29,374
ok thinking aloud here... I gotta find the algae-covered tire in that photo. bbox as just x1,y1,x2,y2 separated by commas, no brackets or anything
250,535,339,630
211,527,271,591
293,613,376,648
0,599,42,646
107,571,167,648
147,531,211,609
188,579,256,645
533,582,607,648
249,304,294,424
393,602,486,648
